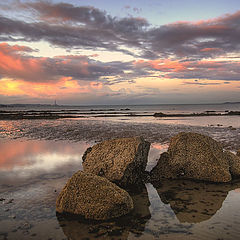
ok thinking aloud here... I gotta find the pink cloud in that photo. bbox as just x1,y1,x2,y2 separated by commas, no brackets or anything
0,43,115,83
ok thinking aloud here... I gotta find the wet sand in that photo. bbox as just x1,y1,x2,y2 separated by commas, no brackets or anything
0,118,240,240
0,117,239,150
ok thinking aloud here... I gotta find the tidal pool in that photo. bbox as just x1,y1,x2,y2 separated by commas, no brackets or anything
0,138,240,240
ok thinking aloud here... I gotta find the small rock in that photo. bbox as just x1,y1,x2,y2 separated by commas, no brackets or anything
18,222,32,231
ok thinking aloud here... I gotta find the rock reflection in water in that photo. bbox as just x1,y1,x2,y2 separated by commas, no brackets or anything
57,185,151,240
152,179,240,223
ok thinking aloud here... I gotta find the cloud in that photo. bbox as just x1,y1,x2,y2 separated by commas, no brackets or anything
0,43,136,84
0,1,148,56
1,1,240,61
1,41,239,88
0,0,240,106
134,58,240,81
148,11,240,58
165,60,240,81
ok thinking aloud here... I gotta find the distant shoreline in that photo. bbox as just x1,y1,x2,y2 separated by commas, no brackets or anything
0,101,240,108
0,109,239,120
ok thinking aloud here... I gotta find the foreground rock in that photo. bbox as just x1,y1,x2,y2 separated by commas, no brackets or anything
56,171,133,220
151,132,233,182
82,137,150,188
57,185,151,240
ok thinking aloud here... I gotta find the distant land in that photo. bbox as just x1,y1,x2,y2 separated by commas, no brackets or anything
0,102,240,108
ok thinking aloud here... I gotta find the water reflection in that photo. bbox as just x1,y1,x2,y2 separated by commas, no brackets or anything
1,138,240,239
146,143,168,171
57,185,151,240
0,139,89,190
152,179,240,223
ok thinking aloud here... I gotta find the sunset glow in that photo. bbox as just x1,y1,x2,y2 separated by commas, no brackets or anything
0,0,239,104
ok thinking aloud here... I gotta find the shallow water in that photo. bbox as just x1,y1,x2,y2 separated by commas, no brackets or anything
103,115,240,128
1,102,240,114
1,138,240,240
1,117,239,152
1,103,240,129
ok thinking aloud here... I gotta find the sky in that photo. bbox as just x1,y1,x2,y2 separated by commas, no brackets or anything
0,0,240,105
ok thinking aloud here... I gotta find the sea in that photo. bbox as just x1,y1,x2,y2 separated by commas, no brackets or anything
0,103,240,240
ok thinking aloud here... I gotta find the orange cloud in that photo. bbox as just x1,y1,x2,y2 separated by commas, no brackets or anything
0,43,53,82
200,48,221,52
0,43,95,83
0,79,25,96
0,77,90,99
134,59,187,72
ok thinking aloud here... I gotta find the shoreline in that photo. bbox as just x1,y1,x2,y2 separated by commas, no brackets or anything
0,109,239,120
0,117,239,150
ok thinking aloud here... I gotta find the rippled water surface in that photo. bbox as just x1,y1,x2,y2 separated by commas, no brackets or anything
1,137,240,240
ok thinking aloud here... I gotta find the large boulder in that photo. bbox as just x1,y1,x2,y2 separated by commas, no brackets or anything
151,132,232,182
56,185,151,240
82,137,150,188
56,171,133,220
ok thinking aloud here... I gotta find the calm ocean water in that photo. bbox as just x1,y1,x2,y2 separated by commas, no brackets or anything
1,102,240,128
2,102,240,114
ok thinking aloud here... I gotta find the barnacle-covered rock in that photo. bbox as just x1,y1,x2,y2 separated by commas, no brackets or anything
56,171,133,220
151,132,231,182
82,137,150,188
